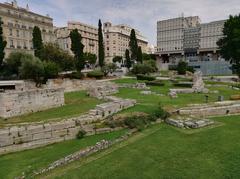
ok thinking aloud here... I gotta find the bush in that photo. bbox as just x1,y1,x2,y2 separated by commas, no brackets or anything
144,60,158,72
19,56,45,87
230,95,240,100
70,71,84,79
124,116,150,131
87,70,104,79
132,63,156,75
152,105,170,120
146,80,165,86
43,61,59,80
102,63,117,76
136,74,156,81
177,61,188,75
76,129,87,139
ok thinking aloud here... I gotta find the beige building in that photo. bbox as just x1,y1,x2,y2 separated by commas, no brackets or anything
103,22,148,63
0,0,55,57
56,21,98,56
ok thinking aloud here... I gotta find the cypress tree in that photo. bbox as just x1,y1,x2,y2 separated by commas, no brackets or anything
129,29,138,61
125,49,131,70
98,19,104,68
137,46,143,64
70,29,85,72
0,17,7,67
32,26,43,58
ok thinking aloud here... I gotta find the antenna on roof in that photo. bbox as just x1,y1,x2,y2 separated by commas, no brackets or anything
26,3,29,11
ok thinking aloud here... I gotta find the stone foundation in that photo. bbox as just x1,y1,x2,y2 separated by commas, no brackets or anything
0,96,136,155
0,88,64,118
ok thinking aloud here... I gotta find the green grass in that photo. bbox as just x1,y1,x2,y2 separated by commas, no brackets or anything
42,115,240,179
0,91,103,126
0,130,127,179
114,81,239,114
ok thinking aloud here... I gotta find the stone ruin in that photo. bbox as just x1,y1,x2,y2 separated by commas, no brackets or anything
169,71,208,98
87,82,119,99
119,83,150,90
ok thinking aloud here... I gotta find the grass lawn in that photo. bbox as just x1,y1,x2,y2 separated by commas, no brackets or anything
42,115,240,179
113,78,239,114
0,91,103,126
0,130,127,179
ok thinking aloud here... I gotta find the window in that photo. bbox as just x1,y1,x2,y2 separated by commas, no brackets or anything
9,29,13,36
10,39,14,48
16,30,20,37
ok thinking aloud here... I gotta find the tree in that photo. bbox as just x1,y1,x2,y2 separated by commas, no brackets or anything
129,29,138,61
177,61,188,75
125,49,131,70
112,56,122,63
70,29,85,71
0,17,7,68
98,19,105,68
39,43,74,71
137,46,143,64
217,14,240,78
19,56,45,87
32,26,43,58
102,63,117,76
83,53,97,65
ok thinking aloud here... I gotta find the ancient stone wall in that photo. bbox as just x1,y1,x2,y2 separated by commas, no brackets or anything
0,96,136,155
177,101,240,117
0,88,64,118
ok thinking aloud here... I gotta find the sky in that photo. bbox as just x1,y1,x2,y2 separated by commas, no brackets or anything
3,0,240,44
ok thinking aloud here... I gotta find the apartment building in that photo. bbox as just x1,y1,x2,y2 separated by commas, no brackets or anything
0,0,55,57
56,21,98,56
103,22,148,63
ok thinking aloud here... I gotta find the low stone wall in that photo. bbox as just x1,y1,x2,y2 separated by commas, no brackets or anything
0,88,64,118
177,101,240,117
0,97,136,155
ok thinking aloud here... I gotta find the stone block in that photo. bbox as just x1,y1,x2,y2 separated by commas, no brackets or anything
52,129,68,138
51,122,66,131
27,125,44,134
33,132,52,141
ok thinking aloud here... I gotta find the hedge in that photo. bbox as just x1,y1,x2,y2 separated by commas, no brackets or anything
146,80,165,86
87,70,104,79
136,74,156,81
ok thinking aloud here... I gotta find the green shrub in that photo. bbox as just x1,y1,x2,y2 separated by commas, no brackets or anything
144,60,158,72
43,61,59,80
153,105,170,120
70,71,84,79
131,63,156,75
124,116,150,131
102,63,117,76
76,129,87,139
87,70,104,79
146,80,165,86
136,74,156,81
177,61,188,75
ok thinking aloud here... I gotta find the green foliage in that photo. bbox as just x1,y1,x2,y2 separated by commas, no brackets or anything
146,80,165,86
76,129,87,139
0,17,7,67
124,115,150,131
19,56,45,87
144,60,158,72
132,63,156,75
101,63,117,76
84,53,97,65
112,56,123,63
43,61,59,80
217,14,240,77
125,49,131,69
98,19,105,68
152,104,170,120
172,82,193,88
5,52,32,76
87,70,104,79
129,29,138,61
136,74,156,81
32,26,43,58
70,29,85,71
177,61,188,75
137,46,143,64
39,43,74,71
69,71,84,79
